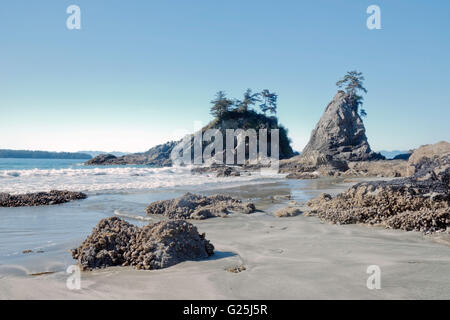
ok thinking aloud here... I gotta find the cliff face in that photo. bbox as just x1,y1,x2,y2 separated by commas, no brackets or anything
301,91,383,162
85,111,294,166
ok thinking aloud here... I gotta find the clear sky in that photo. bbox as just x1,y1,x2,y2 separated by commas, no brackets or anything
1,0,449,153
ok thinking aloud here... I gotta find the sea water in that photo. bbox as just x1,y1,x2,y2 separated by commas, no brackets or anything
0,158,282,194
0,158,293,275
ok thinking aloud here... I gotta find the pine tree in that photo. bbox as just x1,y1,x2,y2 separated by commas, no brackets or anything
336,71,368,117
259,89,278,115
236,89,261,112
210,91,233,118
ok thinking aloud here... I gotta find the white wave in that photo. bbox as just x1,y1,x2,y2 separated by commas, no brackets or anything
0,166,284,194
114,210,154,221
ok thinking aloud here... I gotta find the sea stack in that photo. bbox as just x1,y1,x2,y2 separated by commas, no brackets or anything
301,90,383,162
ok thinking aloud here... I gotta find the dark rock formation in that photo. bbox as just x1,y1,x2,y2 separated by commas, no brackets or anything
0,190,87,207
85,141,177,166
393,153,412,160
280,91,385,178
285,172,319,179
71,217,214,271
145,192,256,219
406,141,450,176
215,166,241,177
306,144,449,233
85,111,295,167
190,164,241,177
301,91,384,162
84,153,121,165
280,151,350,178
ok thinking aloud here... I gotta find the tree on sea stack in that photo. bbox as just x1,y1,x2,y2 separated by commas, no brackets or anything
210,91,234,118
236,89,261,112
259,89,278,115
336,71,368,117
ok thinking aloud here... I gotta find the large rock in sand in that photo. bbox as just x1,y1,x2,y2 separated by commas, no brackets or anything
406,141,450,176
71,217,214,270
145,192,256,219
0,190,87,207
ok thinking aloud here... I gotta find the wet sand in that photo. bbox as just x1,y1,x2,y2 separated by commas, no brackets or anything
1,178,449,299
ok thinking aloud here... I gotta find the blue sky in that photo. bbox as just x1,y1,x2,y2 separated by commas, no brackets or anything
0,0,449,152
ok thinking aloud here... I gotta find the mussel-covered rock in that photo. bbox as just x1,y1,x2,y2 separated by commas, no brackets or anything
72,217,214,271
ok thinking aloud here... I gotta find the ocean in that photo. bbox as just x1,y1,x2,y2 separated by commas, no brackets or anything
3,159,447,299
0,158,282,194
0,158,292,275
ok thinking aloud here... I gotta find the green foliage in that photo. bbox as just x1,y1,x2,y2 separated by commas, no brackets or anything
210,91,234,118
210,89,279,118
336,71,368,117
235,89,261,113
259,89,278,115
207,88,293,159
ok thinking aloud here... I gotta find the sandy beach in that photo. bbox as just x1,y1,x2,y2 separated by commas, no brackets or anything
1,178,449,300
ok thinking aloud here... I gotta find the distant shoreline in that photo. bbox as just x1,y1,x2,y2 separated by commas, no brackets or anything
0,150,92,160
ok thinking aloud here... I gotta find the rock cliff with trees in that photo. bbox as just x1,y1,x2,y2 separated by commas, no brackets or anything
281,71,385,177
86,89,295,166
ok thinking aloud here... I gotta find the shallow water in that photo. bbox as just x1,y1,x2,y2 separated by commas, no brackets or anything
1,159,449,299
0,171,350,277
0,159,290,277
1,175,449,299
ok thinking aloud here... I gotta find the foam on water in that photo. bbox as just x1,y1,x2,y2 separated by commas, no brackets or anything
0,165,284,194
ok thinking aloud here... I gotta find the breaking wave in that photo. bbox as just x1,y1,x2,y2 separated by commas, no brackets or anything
0,166,284,194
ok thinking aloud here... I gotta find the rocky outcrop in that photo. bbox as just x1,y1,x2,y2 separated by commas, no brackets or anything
301,91,384,162
85,141,177,166
191,164,241,177
71,217,214,271
306,144,449,233
84,153,121,165
406,141,450,176
285,172,319,179
280,91,384,178
274,207,302,217
145,192,256,219
85,110,295,167
392,152,412,160
280,151,349,177
0,190,87,207
342,160,407,178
